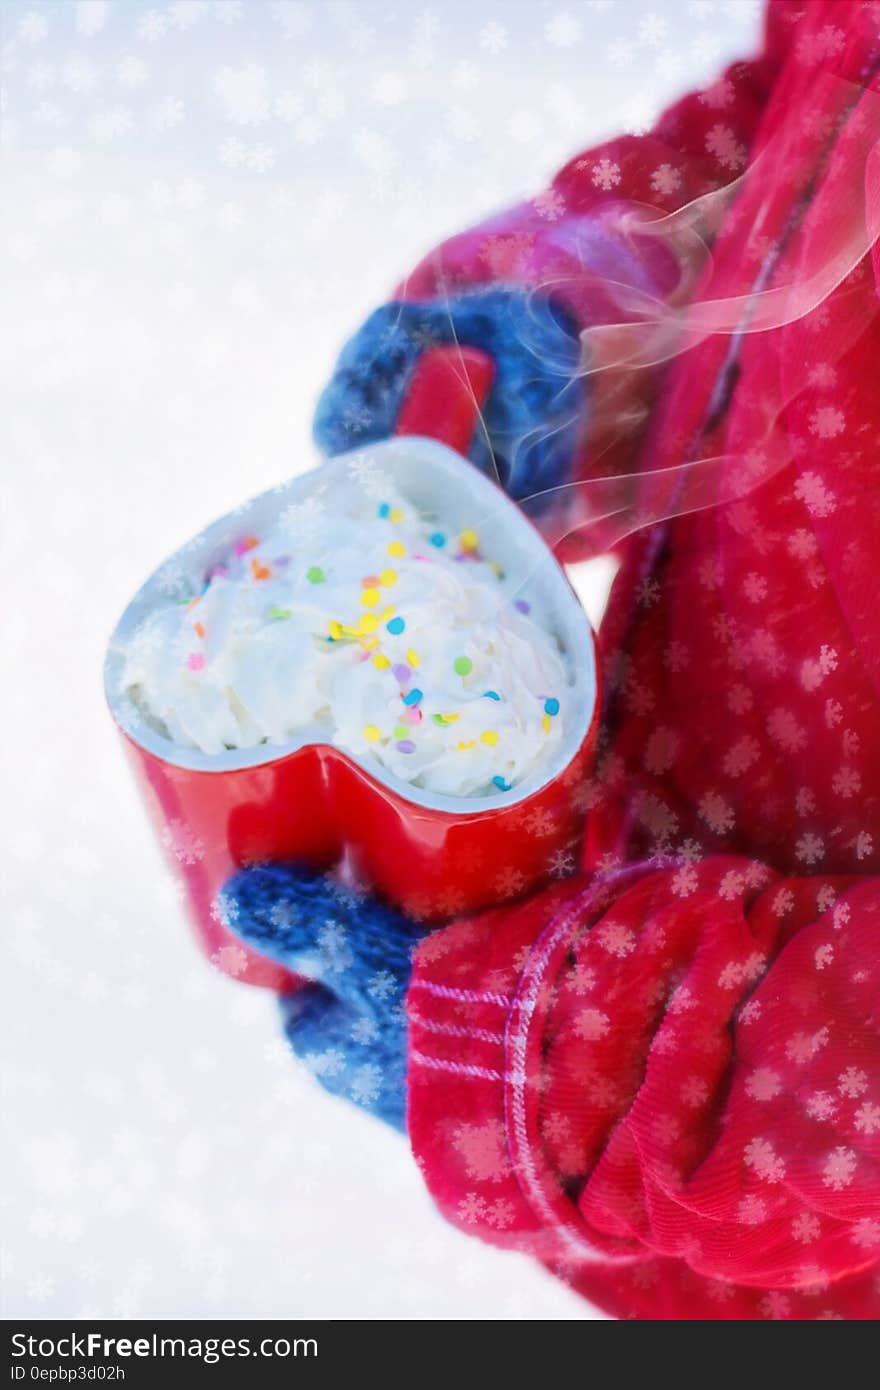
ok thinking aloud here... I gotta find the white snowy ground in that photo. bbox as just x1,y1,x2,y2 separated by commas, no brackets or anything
2,0,758,1320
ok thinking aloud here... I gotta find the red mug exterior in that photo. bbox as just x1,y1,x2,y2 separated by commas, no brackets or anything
105,349,599,990
118,687,598,992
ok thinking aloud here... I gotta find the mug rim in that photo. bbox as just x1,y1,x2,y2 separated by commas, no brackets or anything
104,437,597,815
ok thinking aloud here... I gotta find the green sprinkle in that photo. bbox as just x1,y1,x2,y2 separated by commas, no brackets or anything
306,566,325,583
393,723,409,740
269,606,291,620
453,656,473,677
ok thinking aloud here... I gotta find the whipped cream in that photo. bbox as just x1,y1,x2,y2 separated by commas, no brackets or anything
122,476,570,797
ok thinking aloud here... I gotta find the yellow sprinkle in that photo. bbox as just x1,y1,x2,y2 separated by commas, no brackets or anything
359,637,378,651
361,588,380,607
329,620,343,640
390,507,404,523
363,724,381,742
359,612,379,634
381,605,396,621
457,740,476,751
407,648,420,668
342,624,360,637
543,713,552,734
460,528,479,550
387,541,406,558
440,712,459,723
380,568,398,588
480,730,499,747
373,654,391,670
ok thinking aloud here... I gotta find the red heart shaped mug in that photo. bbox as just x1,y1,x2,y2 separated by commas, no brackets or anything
104,348,599,990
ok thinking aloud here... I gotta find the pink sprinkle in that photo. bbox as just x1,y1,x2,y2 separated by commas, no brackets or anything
187,653,206,672
403,706,422,726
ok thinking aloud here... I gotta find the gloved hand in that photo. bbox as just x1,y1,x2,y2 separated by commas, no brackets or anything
312,287,584,503
219,863,424,1131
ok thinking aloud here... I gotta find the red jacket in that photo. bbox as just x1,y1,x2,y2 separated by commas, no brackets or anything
403,0,880,1319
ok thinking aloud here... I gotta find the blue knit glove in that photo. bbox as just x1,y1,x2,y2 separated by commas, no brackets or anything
313,287,584,503
218,864,424,1130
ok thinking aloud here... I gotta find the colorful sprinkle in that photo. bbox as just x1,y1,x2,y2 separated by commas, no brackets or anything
380,568,398,588
515,599,531,615
194,621,206,639
328,620,344,640
361,588,380,608
359,612,379,635
407,648,420,668
306,565,325,584
250,557,271,581
453,656,473,677
364,724,381,742
403,705,422,726
393,723,409,740
544,697,560,716
234,535,260,556
403,688,423,706
543,714,552,734
386,616,405,635
397,739,416,754
457,740,476,751
432,712,460,726
460,529,479,551
392,662,411,683
372,654,391,670
480,730,499,746
429,532,446,548
492,776,512,791
483,690,500,701
387,541,406,558
187,653,206,672
390,507,404,523
378,503,391,518
269,607,291,621
381,605,396,621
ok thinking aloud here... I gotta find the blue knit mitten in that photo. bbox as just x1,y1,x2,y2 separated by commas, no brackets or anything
218,864,424,1130
312,287,583,503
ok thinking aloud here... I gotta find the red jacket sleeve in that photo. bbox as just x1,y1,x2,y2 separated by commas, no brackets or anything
406,859,880,1319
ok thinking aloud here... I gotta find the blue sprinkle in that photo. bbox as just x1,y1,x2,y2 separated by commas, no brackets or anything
386,616,405,635
483,690,500,701
402,688,423,706
429,532,446,547
544,698,560,717
378,502,391,518
492,776,511,791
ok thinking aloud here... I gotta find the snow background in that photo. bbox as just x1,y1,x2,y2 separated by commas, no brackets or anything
2,0,760,1320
